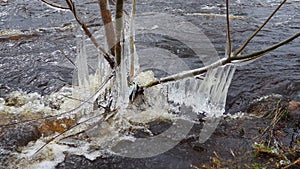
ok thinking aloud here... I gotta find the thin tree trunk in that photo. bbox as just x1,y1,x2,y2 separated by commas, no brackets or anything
65,0,115,68
115,0,124,65
98,0,116,56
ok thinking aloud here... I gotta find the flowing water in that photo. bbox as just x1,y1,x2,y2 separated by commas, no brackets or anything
0,0,299,168
0,0,299,111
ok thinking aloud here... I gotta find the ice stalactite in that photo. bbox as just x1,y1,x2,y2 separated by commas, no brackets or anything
167,65,236,117
166,64,236,144
72,35,93,114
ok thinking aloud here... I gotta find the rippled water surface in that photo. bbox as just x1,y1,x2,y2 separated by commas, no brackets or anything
0,0,300,168
0,0,299,113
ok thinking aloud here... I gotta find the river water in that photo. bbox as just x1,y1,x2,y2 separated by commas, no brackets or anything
0,0,299,114
0,0,299,168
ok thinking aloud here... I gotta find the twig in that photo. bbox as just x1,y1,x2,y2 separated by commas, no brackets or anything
253,100,284,141
232,31,300,61
40,0,69,9
65,0,115,68
33,111,106,155
144,31,299,88
282,157,300,169
59,48,77,69
226,0,232,59
234,0,287,56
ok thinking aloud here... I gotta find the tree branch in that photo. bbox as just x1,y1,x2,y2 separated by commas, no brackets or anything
226,0,232,59
41,0,69,9
232,31,300,61
144,58,229,88
144,31,300,88
65,0,115,68
234,0,287,56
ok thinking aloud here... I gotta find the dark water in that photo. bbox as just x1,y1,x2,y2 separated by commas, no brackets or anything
0,0,299,112
0,0,300,112
0,0,299,168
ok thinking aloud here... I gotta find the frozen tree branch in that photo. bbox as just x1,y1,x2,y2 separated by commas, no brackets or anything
141,0,297,88
143,31,300,88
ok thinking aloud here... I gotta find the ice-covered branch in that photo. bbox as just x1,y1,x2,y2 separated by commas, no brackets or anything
144,31,300,88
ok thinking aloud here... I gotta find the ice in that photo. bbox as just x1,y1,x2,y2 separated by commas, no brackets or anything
76,36,90,95
165,65,236,143
115,57,130,110
167,65,236,117
128,1,139,78
8,8,239,166
114,13,141,110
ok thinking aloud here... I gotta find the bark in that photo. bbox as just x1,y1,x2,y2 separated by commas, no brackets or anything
98,0,116,56
115,0,124,65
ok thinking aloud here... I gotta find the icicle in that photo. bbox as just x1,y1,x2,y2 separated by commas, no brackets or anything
167,64,236,117
129,0,139,79
115,60,129,110
74,36,91,100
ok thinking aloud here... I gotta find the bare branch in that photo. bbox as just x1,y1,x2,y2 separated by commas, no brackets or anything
41,0,69,9
33,112,105,156
232,31,300,61
226,0,232,59
144,31,300,88
65,0,115,68
234,0,287,56
282,157,300,169
144,58,229,88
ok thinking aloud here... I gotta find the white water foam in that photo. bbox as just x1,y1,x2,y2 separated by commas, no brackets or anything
10,11,239,168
